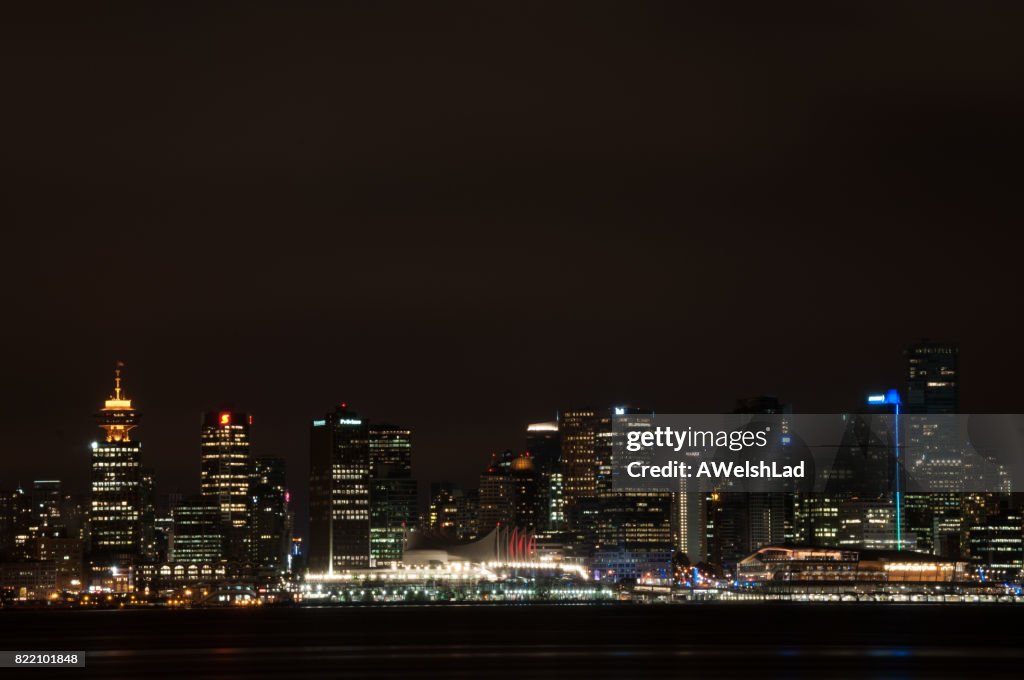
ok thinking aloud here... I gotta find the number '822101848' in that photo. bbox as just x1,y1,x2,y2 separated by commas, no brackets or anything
15,654,79,664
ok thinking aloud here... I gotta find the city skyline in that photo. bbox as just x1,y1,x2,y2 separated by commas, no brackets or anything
5,338,1022,600
0,339,988,519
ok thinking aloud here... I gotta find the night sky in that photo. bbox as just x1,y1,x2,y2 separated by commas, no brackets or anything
3,3,1023,532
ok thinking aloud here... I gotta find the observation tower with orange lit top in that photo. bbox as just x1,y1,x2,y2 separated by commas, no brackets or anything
96,362,140,442
89,362,144,580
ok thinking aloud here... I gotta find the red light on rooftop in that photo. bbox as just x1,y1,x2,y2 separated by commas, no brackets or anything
248,415,253,425
219,412,231,426
340,402,348,409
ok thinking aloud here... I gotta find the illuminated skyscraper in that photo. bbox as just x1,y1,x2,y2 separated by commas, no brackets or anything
139,469,157,560
309,404,371,572
594,407,673,581
906,340,959,414
368,424,416,565
479,450,518,530
368,424,412,475
559,409,598,528
169,497,223,563
904,340,964,554
711,397,790,568
369,474,417,564
89,364,143,570
200,410,252,561
249,457,290,571
527,421,564,533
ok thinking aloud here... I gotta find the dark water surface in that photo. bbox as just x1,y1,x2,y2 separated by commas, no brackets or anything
3,603,1022,678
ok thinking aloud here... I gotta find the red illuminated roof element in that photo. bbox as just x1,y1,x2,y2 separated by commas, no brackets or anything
248,415,253,425
219,412,231,426
340,402,348,409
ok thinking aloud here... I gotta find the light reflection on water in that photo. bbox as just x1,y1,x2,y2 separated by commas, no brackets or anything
5,604,1023,678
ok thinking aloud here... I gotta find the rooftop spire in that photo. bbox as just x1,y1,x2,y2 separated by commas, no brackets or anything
113,360,124,400
98,361,139,442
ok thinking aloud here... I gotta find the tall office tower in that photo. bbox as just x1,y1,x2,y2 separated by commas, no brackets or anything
139,469,157,561
368,424,412,476
526,421,560,473
510,453,540,529
808,393,903,547
903,340,965,553
89,364,143,570
31,480,64,539
0,488,35,560
594,407,673,581
0,491,14,559
367,424,416,564
169,497,223,563
479,450,516,530
710,398,789,569
673,477,706,564
906,340,959,414
559,409,598,528
250,457,290,571
527,422,564,533
545,470,565,534
309,405,371,572
456,490,481,540
478,450,540,531
369,473,418,564
200,411,252,562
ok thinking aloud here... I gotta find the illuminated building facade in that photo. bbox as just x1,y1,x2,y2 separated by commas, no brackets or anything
250,457,290,571
368,424,416,564
36,536,84,592
968,509,1023,578
905,340,959,414
89,364,143,569
426,482,459,534
593,407,672,581
526,421,564,533
169,497,223,563
139,469,157,560
479,450,540,532
901,340,969,557
737,545,964,583
559,409,598,528
200,410,252,562
368,424,412,475
711,397,791,568
839,499,914,551
31,480,63,539
479,450,517,530
369,475,417,564
309,405,371,572
1,488,37,560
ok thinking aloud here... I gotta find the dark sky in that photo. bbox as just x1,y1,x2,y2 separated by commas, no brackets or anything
2,3,1023,531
